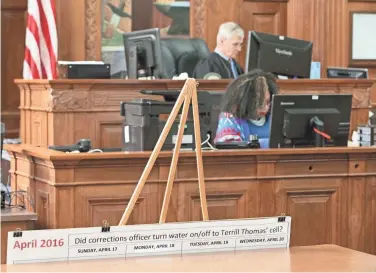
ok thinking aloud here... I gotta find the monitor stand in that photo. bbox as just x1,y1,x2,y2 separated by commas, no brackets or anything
128,43,157,79
127,45,138,79
310,116,324,147
276,74,299,80
143,40,156,79
276,75,289,80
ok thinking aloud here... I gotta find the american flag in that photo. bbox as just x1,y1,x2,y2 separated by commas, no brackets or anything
23,0,58,79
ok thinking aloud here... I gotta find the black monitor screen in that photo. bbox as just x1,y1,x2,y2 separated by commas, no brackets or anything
123,28,164,79
139,89,224,144
245,31,313,78
269,94,352,148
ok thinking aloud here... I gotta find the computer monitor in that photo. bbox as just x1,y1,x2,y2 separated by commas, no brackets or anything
138,89,224,144
245,31,313,78
269,94,352,148
327,67,368,79
123,28,164,79
121,90,212,151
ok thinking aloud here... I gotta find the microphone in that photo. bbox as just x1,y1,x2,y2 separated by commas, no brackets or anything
48,139,92,153
203,72,222,80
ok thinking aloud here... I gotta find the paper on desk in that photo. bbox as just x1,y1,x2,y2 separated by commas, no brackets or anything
350,131,360,147
172,73,189,80
369,111,374,125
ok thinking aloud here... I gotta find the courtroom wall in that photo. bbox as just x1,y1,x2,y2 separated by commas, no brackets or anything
191,0,376,77
55,0,172,61
1,0,27,138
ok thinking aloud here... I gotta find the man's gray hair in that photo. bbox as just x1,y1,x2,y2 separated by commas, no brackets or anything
216,22,244,43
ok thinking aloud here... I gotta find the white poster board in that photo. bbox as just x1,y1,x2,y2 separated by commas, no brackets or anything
352,13,376,60
7,216,291,264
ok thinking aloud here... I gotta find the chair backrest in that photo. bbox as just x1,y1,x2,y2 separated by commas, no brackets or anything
161,38,211,78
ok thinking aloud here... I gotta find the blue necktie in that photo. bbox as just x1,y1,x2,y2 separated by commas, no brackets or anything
230,59,238,79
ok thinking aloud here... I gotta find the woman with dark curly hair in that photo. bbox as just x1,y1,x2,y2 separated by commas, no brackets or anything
214,69,279,148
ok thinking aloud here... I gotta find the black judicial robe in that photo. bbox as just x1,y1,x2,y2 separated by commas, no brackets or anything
192,52,244,79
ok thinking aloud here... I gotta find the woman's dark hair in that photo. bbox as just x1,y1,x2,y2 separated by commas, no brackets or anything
220,69,279,119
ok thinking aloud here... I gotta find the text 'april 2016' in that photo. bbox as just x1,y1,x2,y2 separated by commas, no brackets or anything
13,239,64,250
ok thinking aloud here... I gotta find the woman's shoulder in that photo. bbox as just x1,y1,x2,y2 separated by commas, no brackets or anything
215,112,248,142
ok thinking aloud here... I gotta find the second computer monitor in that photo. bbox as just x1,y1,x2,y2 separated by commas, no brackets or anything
245,31,313,78
327,67,368,79
269,94,352,148
123,28,164,79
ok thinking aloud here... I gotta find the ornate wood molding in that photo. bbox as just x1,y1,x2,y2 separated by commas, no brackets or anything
190,0,206,39
48,89,89,111
85,0,101,60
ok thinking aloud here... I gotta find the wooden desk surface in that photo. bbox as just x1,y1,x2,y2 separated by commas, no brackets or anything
5,143,376,161
13,78,376,86
2,245,376,272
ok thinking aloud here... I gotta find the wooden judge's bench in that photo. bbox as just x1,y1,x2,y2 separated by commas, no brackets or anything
15,79,376,149
5,79,376,257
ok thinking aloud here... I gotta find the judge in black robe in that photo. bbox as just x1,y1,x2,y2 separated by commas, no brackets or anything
192,22,245,79
192,51,244,79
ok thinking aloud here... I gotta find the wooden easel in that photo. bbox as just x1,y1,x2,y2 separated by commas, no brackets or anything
118,78,209,225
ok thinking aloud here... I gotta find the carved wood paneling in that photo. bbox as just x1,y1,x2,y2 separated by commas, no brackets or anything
96,120,123,149
48,90,90,111
85,0,101,60
35,190,50,229
190,192,246,221
175,181,256,222
31,113,44,147
287,0,327,75
239,1,288,67
347,177,367,252
74,184,160,227
7,144,376,254
56,188,75,228
275,160,348,177
88,197,144,226
365,178,376,254
190,0,207,39
285,188,338,246
326,0,348,68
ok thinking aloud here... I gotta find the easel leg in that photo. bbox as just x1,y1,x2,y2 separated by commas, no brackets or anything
191,85,209,220
118,84,189,226
118,79,209,225
159,86,193,223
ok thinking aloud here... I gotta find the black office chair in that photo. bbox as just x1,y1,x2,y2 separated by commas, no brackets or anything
161,38,211,78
